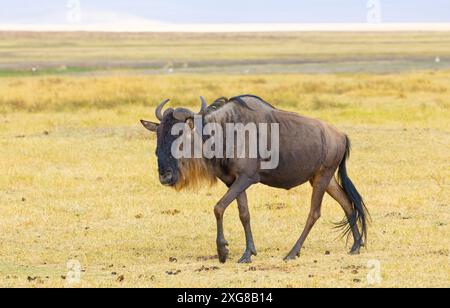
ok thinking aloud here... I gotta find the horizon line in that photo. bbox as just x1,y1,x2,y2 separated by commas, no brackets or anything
1,23,450,33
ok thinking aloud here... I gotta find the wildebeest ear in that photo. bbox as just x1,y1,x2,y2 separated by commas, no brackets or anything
140,120,158,132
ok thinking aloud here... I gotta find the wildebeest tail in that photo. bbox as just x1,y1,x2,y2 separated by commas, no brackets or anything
336,135,369,243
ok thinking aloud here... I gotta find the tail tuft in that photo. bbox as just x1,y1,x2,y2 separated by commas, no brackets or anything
336,136,370,244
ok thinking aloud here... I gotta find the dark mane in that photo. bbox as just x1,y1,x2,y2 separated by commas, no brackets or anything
230,94,276,109
205,94,275,115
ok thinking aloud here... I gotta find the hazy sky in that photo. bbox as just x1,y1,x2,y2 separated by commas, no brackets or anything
0,0,449,24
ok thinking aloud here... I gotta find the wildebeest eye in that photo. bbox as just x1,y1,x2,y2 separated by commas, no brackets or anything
186,118,194,130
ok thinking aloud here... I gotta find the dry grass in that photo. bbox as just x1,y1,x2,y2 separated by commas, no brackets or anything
0,72,449,127
0,71,449,288
1,31,450,66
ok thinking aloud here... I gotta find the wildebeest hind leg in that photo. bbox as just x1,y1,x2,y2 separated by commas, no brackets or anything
326,177,363,254
237,192,257,263
284,170,334,261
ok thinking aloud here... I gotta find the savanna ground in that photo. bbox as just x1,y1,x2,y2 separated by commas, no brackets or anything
0,32,449,288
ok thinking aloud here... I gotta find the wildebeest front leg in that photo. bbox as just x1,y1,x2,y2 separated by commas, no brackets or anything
214,176,255,263
237,192,257,263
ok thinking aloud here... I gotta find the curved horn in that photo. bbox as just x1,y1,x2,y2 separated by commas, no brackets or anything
155,99,170,121
173,108,195,122
199,96,208,114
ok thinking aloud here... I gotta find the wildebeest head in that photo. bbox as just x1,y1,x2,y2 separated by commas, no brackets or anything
141,97,208,188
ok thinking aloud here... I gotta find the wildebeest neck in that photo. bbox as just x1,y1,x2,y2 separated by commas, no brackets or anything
204,95,275,117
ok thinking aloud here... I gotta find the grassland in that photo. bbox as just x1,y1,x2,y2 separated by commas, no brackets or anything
0,32,449,288
1,32,450,74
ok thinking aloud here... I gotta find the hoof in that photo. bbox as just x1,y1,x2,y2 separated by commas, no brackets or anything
218,247,229,263
238,250,256,264
284,253,299,261
238,256,252,264
349,245,361,255
349,241,363,255
349,249,361,255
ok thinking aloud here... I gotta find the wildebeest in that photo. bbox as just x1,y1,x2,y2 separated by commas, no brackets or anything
141,95,369,263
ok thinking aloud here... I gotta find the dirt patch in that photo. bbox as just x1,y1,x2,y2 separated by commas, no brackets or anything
385,212,413,220
166,270,182,276
195,266,220,273
342,265,364,275
196,255,218,262
161,209,181,216
430,249,449,256
265,202,287,210
385,212,402,218
245,264,299,273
